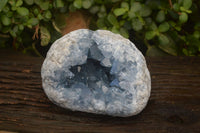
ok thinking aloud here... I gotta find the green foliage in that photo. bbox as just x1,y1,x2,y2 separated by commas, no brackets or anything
156,10,165,23
40,26,50,46
158,22,170,33
179,12,188,23
82,0,92,9
0,0,200,56
0,0,8,11
1,15,11,26
17,7,29,16
73,0,82,9
113,8,127,16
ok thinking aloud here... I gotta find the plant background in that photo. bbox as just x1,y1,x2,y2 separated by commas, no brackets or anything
0,0,200,56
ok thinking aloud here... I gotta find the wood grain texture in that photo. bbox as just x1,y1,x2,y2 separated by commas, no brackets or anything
0,49,200,133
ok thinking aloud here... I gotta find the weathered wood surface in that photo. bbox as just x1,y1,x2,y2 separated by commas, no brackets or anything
0,49,200,133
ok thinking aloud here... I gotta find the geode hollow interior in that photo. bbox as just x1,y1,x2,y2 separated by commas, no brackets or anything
41,29,151,117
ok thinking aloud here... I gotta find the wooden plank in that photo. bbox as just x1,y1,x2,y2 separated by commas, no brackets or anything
0,49,200,133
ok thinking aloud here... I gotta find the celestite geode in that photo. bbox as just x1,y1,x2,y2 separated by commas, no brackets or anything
41,29,151,117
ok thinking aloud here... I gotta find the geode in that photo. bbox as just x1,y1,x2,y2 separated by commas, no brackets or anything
41,29,151,117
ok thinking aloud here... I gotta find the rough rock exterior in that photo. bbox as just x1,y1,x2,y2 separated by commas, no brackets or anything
41,29,151,117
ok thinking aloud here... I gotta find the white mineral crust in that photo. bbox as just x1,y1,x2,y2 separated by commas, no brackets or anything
41,29,151,117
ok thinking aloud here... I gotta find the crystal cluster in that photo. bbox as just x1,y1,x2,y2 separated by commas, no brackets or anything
41,29,151,117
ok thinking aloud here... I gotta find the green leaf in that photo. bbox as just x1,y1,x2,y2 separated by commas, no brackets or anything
149,22,158,30
9,26,18,38
175,26,181,31
128,10,136,18
145,17,152,25
185,9,192,14
13,25,18,33
107,13,119,27
10,30,16,37
24,0,34,5
33,8,39,15
158,34,177,55
2,5,9,12
169,21,176,27
145,31,156,40
113,8,127,16
16,0,23,7
0,0,8,11
111,26,119,34
69,4,76,12
17,7,29,16
27,18,39,26
180,6,192,13
182,48,188,55
89,5,100,14
178,0,184,4
19,25,24,30
145,0,161,9
131,2,142,12
11,6,17,11
186,35,200,48
73,0,82,9
158,22,170,32
132,18,143,31
37,14,43,20
82,0,92,9
193,31,200,39
179,12,188,23
139,5,152,17
34,0,40,5
55,0,64,8
158,34,169,45
169,21,181,31
119,20,125,26
173,3,180,11
40,26,51,46
40,1,49,10
183,0,192,10
1,15,11,26
100,5,106,12
120,27,129,38
8,0,15,6
44,10,52,19
128,2,141,18
146,46,169,56
97,18,106,28
49,29,62,43
98,12,106,18
121,2,129,10
156,10,165,23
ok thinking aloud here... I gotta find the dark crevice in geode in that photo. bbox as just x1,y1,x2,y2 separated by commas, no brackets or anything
69,58,115,89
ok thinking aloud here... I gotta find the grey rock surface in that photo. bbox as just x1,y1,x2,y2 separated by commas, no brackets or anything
41,29,151,117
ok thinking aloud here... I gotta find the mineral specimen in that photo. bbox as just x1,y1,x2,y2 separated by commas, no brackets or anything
41,29,151,117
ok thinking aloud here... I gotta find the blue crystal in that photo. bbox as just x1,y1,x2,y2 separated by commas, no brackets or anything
110,79,119,87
